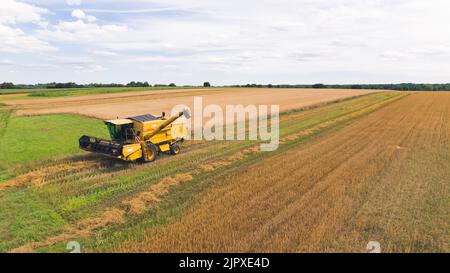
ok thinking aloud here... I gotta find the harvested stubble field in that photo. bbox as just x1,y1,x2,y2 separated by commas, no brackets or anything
0,88,448,253
117,92,450,253
3,88,377,119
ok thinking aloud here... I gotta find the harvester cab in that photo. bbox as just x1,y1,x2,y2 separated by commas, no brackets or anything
79,110,190,162
105,119,135,143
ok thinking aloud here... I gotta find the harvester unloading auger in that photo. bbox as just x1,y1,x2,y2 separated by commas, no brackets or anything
79,110,190,162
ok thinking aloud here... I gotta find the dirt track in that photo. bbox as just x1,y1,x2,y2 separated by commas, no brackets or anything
4,88,379,119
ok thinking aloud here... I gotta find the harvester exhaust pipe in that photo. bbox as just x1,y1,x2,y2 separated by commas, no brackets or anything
144,109,190,141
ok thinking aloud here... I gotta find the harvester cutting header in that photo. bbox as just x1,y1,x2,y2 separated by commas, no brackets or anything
79,110,190,162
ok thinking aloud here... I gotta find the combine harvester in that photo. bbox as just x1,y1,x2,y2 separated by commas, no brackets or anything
79,110,190,162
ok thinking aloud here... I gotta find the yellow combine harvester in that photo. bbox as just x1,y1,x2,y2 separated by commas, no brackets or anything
79,110,190,162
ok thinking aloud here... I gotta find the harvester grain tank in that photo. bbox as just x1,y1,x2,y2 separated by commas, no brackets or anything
79,110,190,162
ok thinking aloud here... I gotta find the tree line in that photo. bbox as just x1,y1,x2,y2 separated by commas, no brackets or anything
2,81,450,91
227,83,450,91
0,82,180,89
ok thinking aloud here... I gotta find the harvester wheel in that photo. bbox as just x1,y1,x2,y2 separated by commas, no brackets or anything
145,143,158,162
170,144,181,155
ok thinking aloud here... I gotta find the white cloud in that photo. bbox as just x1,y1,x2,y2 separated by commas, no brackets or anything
410,46,450,57
83,7,181,14
72,9,97,23
75,64,105,73
91,50,118,57
24,63,57,69
5,0,450,84
66,0,81,6
38,20,128,42
381,51,409,61
0,1,54,54
0,24,56,53
71,9,84,18
0,0,48,25
0,59,14,66
382,46,450,61
49,56,105,73
290,49,332,62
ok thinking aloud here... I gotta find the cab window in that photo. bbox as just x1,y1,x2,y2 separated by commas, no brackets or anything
106,123,134,142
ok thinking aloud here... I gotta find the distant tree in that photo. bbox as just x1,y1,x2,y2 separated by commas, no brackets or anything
125,81,151,87
0,82,14,89
87,83,125,88
169,83,176,87
312,83,326,89
203,82,211,87
46,82,81,89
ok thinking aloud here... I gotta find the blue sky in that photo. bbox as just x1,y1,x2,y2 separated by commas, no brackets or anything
1,0,450,85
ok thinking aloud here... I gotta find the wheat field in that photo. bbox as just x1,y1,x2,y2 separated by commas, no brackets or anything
116,93,449,253
1,91,448,253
